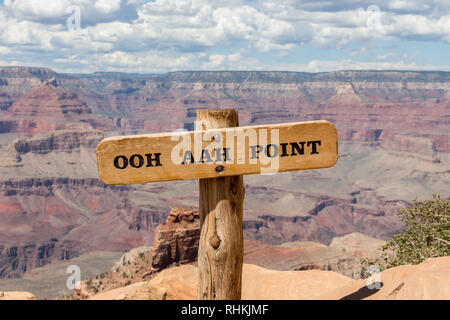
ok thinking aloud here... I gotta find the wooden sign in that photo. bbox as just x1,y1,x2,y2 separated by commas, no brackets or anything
96,120,338,185
95,109,339,300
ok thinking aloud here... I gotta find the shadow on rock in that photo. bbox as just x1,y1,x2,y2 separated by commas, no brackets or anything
340,282,384,300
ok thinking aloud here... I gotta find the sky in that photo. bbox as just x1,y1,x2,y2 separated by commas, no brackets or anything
0,0,449,74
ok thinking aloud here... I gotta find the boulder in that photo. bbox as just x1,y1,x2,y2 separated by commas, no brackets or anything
0,291,35,300
329,232,386,259
88,282,150,300
147,263,354,300
319,256,450,300
148,265,198,300
150,208,200,271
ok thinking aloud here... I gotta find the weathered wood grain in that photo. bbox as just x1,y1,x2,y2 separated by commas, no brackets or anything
196,109,245,300
96,119,338,185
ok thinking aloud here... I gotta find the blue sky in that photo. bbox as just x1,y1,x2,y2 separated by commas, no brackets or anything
0,0,449,73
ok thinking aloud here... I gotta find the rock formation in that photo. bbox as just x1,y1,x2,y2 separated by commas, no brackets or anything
88,256,450,300
0,67,448,278
75,220,385,299
318,256,450,300
329,232,386,259
147,264,355,300
150,208,200,271
0,290,35,300
86,282,150,300
244,232,385,279
0,240,83,278
72,208,200,299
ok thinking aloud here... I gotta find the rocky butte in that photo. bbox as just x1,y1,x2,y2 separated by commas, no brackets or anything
71,208,386,300
0,67,448,278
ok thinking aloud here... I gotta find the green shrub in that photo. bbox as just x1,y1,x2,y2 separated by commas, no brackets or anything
361,194,449,277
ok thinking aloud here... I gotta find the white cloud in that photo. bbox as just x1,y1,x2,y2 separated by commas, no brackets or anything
376,53,396,60
3,0,133,26
228,53,242,62
383,13,450,41
388,1,429,11
0,46,12,54
303,59,450,72
87,21,135,43
206,54,226,68
94,0,121,14
3,0,70,20
0,0,448,72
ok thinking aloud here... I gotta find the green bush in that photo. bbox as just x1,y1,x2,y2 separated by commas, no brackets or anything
361,194,449,277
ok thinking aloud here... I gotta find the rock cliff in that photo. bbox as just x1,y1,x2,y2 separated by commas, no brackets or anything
88,256,450,300
0,68,448,278
150,208,200,271
73,208,388,299
0,240,83,278
72,208,200,299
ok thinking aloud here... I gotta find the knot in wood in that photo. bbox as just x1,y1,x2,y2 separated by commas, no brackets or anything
230,183,238,195
209,234,221,249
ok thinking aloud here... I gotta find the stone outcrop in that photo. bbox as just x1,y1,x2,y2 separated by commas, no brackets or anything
150,208,200,271
112,246,151,271
12,130,104,155
136,256,450,300
0,177,160,278
318,256,450,300
146,263,355,300
0,291,35,300
242,190,405,245
0,240,82,278
147,265,198,300
6,83,92,121
244,240,361,278
72,208,200,299
244,232,386,279
87,256,450,300
329,232,386,259
79,226,386,299
0,67,449,281
87,282,150,300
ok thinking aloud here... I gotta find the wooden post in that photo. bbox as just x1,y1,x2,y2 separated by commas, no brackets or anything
196,109,245,300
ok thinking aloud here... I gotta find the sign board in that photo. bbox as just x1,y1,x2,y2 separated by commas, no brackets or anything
96,120,338,185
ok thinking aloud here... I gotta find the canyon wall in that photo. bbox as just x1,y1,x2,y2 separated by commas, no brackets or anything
0,67,448,277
